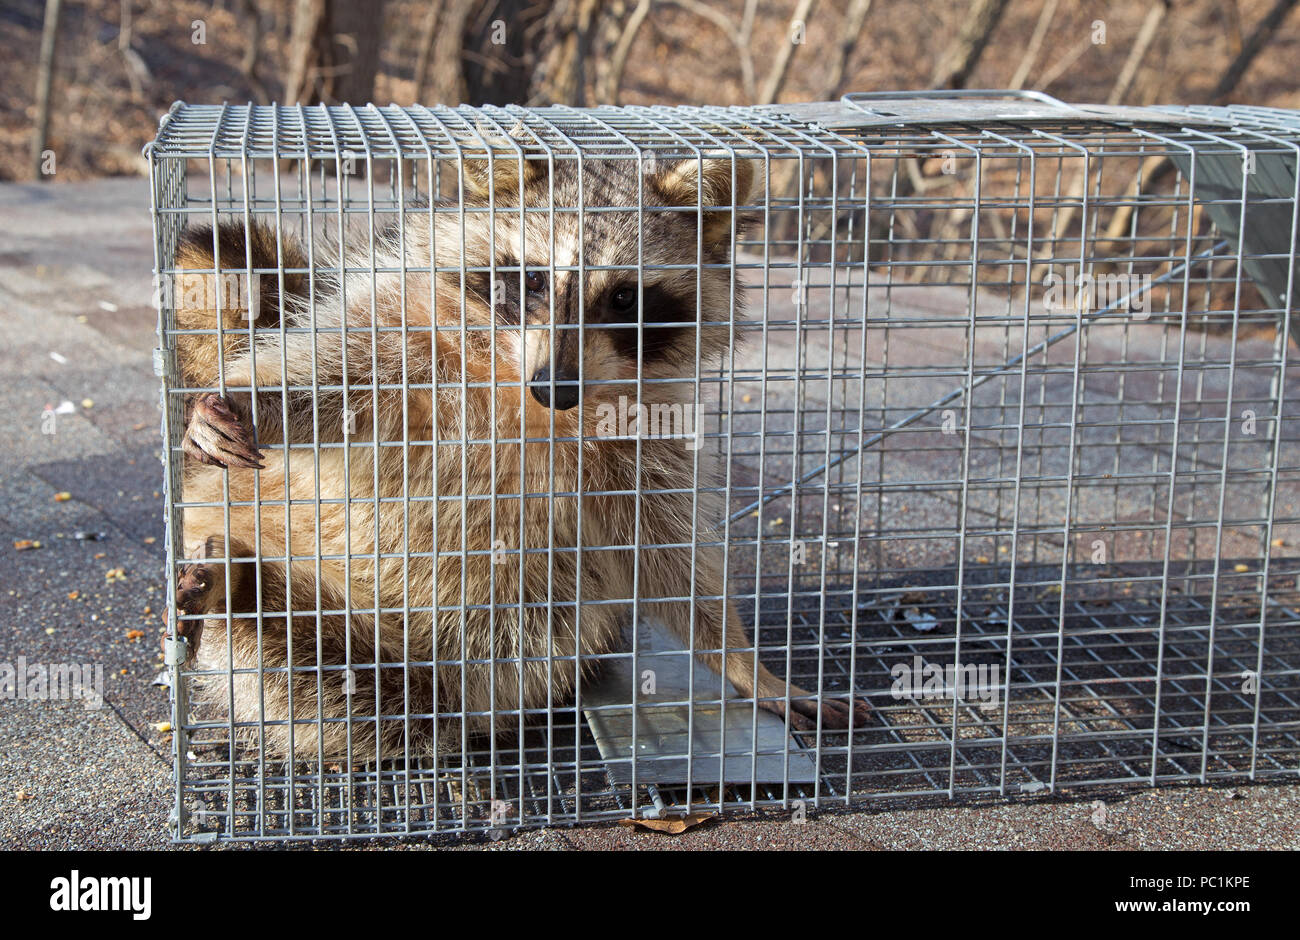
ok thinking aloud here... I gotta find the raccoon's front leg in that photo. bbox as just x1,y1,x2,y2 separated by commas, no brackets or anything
187,326,362,457
693,598,871,733
183,392,265,469
646,547,872,732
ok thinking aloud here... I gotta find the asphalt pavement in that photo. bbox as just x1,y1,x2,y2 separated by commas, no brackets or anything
0,178,1294,850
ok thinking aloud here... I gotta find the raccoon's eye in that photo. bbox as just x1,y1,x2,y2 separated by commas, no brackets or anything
525,270,546,293
610,286,637,313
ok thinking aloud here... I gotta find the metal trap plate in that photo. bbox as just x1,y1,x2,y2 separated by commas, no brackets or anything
581,620,818,786
770,91,1228,131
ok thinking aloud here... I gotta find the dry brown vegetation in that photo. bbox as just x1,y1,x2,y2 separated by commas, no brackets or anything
2,0,1298,183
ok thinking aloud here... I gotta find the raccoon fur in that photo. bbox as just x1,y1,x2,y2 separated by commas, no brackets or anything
172,150,869,760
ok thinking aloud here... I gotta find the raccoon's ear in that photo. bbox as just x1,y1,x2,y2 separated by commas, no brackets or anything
463,154,547,200
653,155,754,241
654,156,754,209
461,122,547,201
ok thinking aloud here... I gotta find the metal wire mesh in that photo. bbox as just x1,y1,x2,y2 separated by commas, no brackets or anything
147,92,1300,842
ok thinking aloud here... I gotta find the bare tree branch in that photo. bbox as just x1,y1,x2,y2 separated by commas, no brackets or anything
118,0,153,101
601,0,653,105
862,0,1011,256
930,0,1011,89
1034,32,1094,93
820,0,873,100
1108,0,1170,106
758,0,818,105
465,1,542,106
1103,151,1167,245
1103,0,1298,244
737,0,758,101
656,0,761,99
1008,0,1058,91
1211,0,1297,102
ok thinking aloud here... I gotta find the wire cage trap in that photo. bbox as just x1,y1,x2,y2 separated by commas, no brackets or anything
147,91,1300,842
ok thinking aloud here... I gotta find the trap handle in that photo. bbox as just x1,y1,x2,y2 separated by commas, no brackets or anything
843,89,1071,108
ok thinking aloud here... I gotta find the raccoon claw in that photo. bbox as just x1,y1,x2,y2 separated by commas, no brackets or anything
184,393,264,469
174,563,213,658
782,695,873,733
822,695,874,729
176,564,211,615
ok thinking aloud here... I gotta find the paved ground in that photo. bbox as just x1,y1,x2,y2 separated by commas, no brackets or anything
1,177,1296,851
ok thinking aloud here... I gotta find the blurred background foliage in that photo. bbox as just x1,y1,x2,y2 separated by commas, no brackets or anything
3,0,1298,181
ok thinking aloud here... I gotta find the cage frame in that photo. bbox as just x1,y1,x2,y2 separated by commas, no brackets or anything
147,90,1300,842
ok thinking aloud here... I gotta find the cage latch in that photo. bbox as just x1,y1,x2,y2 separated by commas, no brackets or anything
164,636,189,667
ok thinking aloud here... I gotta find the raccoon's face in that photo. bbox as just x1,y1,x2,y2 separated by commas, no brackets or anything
450,154,754,415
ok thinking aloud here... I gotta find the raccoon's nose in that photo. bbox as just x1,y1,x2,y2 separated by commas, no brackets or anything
529,365,580,411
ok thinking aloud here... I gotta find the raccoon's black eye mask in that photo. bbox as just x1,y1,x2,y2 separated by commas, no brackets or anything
603,284,690,360
609,286,637,313
472,264,690,360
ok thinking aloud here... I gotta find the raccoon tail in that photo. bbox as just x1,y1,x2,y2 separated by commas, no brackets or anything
172,220,308,390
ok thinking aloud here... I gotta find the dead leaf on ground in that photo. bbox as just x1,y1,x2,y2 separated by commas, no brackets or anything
619,812,715,834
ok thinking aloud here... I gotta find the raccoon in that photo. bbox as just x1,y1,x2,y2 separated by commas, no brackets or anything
172,149,870,760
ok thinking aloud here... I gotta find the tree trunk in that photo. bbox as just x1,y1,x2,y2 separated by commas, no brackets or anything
531,0,606,106
236,0,269,103
285,0,389,105
413,0,605,108
412,0,443,103
32,0,62,181
421,0,476,104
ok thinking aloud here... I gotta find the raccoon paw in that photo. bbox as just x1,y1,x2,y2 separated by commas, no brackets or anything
183,393,264,469
174,562,218,658
780,694,873,733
